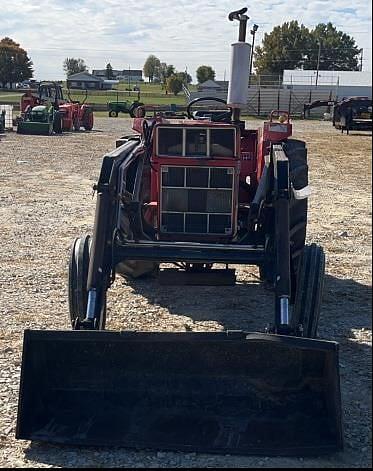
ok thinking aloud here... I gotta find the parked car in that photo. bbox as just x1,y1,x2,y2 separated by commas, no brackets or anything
16,82,31,89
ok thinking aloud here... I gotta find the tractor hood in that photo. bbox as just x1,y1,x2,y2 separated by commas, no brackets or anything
32,105,48,112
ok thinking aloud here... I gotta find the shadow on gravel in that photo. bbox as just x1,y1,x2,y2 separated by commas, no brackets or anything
22,274,371,468
126,273,372,334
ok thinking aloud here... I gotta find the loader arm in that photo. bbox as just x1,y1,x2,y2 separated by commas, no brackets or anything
80,139,141,329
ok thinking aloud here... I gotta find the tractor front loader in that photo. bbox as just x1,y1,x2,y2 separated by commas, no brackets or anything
16,8,343,456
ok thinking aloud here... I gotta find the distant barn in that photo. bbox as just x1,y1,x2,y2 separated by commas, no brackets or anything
92,69,143,83
67,72,118,90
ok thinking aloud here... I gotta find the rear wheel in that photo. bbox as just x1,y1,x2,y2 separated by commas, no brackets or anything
73,117,81,131
259,139,308,299
291,244,325,338
129,102,144,118
284,139,308,267
68,235,106,330
109,110,118,117
83,110,94,131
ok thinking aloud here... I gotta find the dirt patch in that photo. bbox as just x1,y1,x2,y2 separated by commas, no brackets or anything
0,119,371,468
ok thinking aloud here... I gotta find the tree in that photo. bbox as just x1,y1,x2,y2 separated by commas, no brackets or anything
166,75,183,95
0,37,33,88
63,57,88,77
304,23,360,71
254,21,311,78
176,71,192,85
106,63,114,79
143,55,161,83
196,65,216,83
254,21,361,78
159,63,175,88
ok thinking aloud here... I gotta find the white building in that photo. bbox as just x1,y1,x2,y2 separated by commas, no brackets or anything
92,69,143,82
283,70,372,98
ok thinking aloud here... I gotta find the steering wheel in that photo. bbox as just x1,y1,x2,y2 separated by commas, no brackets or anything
187,97,232,121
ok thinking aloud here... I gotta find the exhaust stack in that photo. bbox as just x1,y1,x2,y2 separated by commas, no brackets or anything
227,8,251,110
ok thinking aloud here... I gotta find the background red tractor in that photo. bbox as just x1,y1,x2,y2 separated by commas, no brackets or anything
18,82,94,134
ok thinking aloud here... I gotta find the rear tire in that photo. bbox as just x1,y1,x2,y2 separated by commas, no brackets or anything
73,117,81,131
109,110,118,117
68,235,106,330
129,102,144,118
83,110,94,131
291,244,325,338
259,139,308,299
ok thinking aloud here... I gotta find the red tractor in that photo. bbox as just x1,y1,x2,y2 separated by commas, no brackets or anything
16,9,343,457
19,82,94,134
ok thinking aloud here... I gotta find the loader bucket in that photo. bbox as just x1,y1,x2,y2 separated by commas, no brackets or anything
16,330,343,456
17,121,52,135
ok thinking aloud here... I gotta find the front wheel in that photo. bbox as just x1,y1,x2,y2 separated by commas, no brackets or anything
52,111,62,134
291,244,325,338
68,235,106,330
109,110,118,117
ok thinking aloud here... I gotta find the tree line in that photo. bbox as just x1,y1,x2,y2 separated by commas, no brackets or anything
142,56,217,94
254,21,361,79
61,56,216,95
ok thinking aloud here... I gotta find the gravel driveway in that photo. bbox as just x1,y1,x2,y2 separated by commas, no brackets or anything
0,118,371,468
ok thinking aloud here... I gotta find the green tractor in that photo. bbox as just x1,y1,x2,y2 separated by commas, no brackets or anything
17,104,62,135
107,91,144,117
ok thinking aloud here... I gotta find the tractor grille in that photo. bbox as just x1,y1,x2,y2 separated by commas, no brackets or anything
160,166,234,235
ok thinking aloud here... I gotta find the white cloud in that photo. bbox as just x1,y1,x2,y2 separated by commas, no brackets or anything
0,0,371,80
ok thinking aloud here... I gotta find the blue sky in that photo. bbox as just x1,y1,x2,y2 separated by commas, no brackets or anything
0,0,371,81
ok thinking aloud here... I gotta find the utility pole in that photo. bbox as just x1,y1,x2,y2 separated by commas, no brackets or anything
128,64,131,94
248,24,259,86
315,41,321,87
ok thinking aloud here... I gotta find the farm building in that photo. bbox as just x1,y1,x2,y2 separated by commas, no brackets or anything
283,70,372,99
197,80,223,92
187,70,372,116
66,72,119,90
92,69,143,82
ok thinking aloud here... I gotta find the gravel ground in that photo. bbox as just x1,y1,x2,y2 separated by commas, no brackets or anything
0,118,371,468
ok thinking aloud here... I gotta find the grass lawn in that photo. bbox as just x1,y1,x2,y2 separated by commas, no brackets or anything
68,88,187,106
0,93,23,103
0,86,188,107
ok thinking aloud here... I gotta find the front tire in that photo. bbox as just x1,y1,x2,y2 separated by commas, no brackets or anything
53,111,62,134
68,235,106,329
291,244,325,338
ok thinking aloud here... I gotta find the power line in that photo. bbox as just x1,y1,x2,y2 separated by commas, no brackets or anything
28,47,372,53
